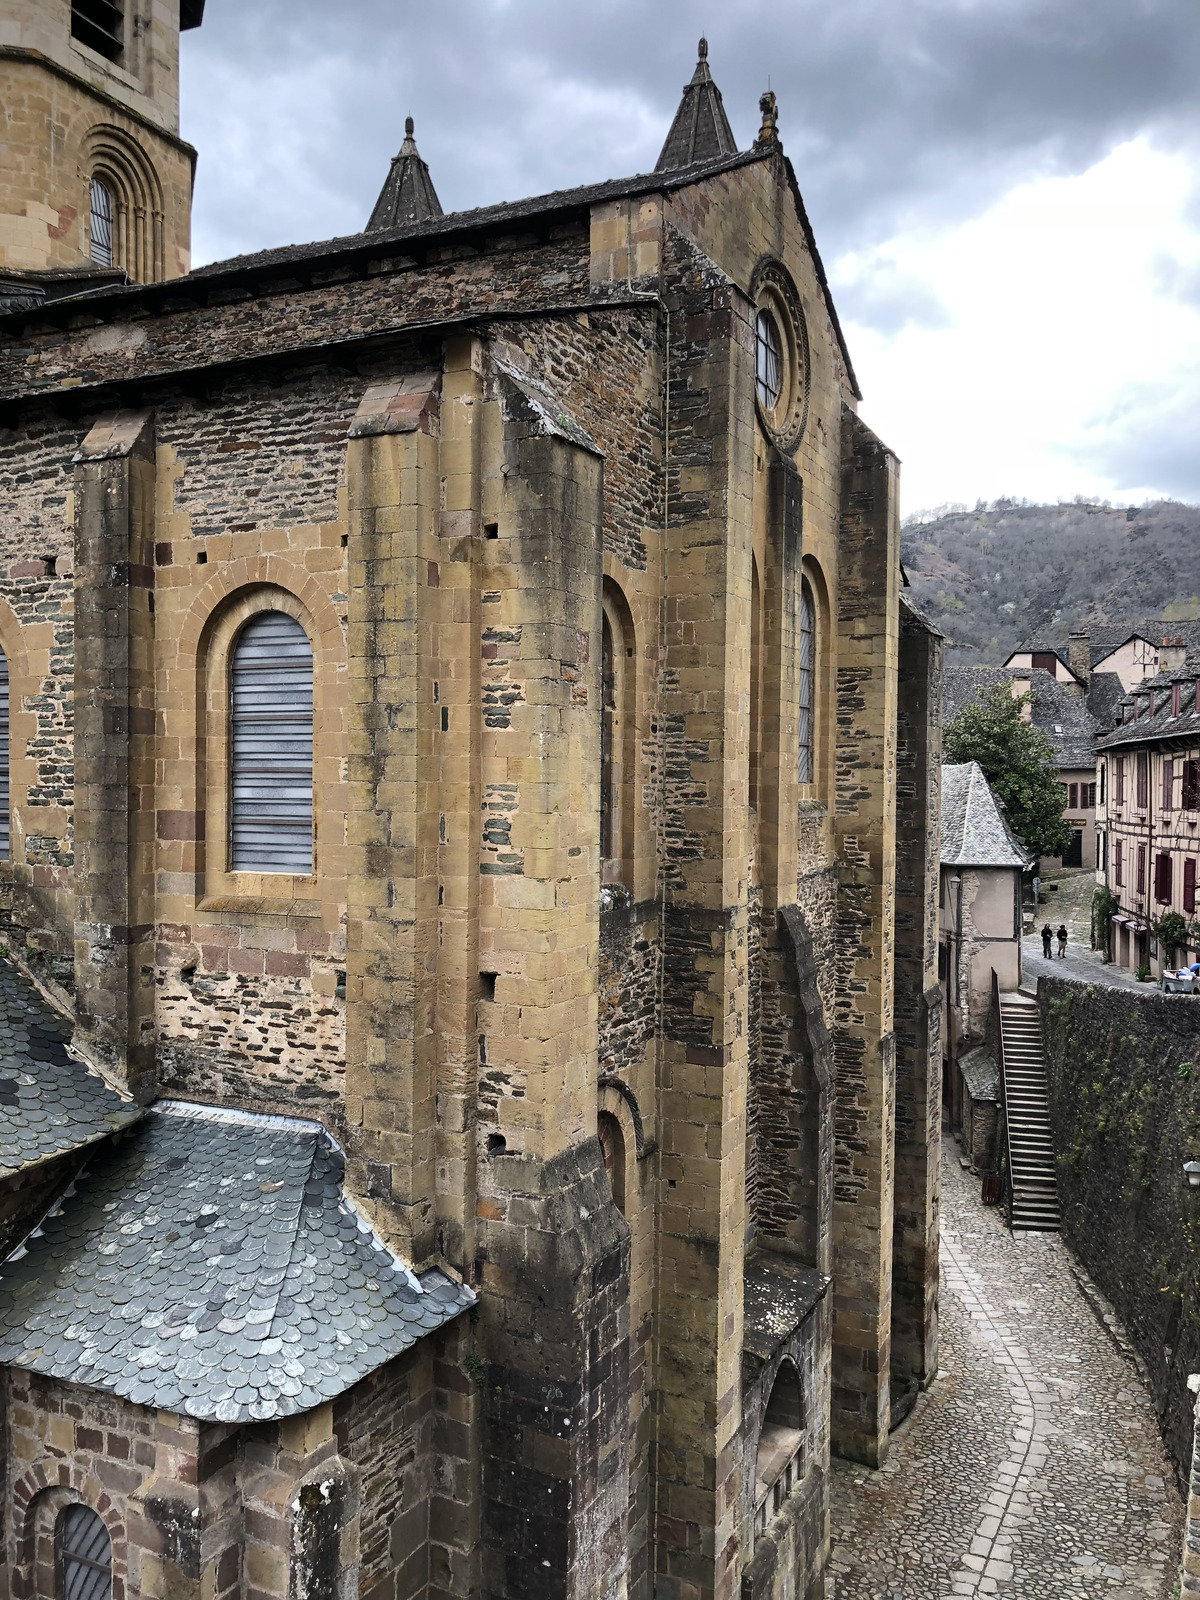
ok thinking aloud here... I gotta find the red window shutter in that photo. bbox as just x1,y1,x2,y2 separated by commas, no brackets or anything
1114,840,1123,886
1163,758,1174,812
1173,684,1181,716
1137,845,1146,893
1155,853,1173,904
1185,857,1196,915
1116,759,1124,804
1137,754,1149,808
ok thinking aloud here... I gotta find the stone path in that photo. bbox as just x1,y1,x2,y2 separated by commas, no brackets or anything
1024,868,1144,991
829,1146,1182,1598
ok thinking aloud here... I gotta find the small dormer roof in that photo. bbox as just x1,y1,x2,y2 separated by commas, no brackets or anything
655,38,738,172
367,117,444,232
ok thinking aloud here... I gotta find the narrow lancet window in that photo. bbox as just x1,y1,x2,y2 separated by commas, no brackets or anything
798,580,814,784
89,178,114,267
600,612,616,859
230,612,313,873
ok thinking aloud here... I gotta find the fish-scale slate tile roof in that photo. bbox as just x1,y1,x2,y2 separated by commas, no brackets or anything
941,761,1032,869
0,1102,473,1422
942,665,1099,770
0,962,139,1180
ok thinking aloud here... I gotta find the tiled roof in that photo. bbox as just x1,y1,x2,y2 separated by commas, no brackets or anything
942,666,1098,770
941,761,1032,869
655,39,738,172
0,963,139,1180
1086,671,1126,735
0,1103,473,1423
1098,665,1200,752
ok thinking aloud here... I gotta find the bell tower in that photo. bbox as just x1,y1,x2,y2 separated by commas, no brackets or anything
0,0,203,296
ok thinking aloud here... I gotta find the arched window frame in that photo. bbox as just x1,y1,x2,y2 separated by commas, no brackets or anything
201,588,320,896
752,1358,806,1544
88,176,114,268
228,611,314,875
797,560,830,800
597,1108,627,1216
797,578,815,787
82,125,165,283
600,579,637,886
57,1502,112,1598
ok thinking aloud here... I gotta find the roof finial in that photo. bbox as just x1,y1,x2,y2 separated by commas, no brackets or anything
654,36,738,171
405,115,414,138
698,36,708,60
365,114,444,232
756,89,779,148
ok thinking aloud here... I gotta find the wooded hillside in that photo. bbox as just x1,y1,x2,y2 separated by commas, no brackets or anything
900,499,1200,663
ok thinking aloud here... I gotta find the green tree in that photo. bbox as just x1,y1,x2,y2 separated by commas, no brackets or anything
943,684,1073,860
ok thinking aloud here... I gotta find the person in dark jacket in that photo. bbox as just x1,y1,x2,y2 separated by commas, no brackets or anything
1057,924,1068,958
1041,924,1053,958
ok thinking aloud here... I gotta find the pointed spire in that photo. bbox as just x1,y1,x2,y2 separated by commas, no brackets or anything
654,37,738,173
366,115,444,232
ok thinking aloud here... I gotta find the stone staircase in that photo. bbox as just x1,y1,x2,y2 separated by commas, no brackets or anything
998,993,1061,1232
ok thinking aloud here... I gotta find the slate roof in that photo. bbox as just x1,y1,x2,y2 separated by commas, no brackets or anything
1087,670,1126,735
0,963,139,1181
958,1044,999,1104
0,1102,473,1423
943,665,1099,770
655,38,738,172
940,762,1033,869
1098,664,1200,753
1014,620,1200,671
366,117,444,231
742,1249,830,1372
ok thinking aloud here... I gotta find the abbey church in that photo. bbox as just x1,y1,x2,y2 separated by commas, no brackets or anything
0,6,942,1598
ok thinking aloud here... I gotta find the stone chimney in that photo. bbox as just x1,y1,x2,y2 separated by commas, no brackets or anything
1010,672,1033,721
1067,631,1090,689
1160,634,1187,673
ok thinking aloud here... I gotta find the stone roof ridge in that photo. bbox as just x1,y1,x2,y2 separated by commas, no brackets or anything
655,37,739,172
366,115,445,232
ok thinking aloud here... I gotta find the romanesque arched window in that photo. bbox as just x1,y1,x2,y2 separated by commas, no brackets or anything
82,127,165,282
797,579,815,785
230,612,313,873
57,1503,111,1598
0,642,10,861
597,1109,626,1216
600,580,636,882
601,610,616,860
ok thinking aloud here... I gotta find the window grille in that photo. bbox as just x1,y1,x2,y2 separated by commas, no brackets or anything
0,645,9,861
58,1504,111,1599
755,310,782,410
72,0,124,63
797,580,814,784
230,612,313,873
1087,782,1096,808
89,179,114,268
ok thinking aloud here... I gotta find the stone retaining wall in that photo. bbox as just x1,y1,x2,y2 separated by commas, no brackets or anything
1038,973,1200,1489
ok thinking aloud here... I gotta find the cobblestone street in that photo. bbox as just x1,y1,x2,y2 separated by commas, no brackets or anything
829,1145,1182,1598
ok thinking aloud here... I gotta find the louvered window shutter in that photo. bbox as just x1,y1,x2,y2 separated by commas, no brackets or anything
230,612,313,873
0,645,9,861
59,1503,112,1599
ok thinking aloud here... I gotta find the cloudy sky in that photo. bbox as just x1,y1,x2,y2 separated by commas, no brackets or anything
180,0,1200,515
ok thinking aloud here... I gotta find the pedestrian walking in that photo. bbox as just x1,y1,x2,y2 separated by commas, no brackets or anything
1041,923,1053,959
1057,923,1068,959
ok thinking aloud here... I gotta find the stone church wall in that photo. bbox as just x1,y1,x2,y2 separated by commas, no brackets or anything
1039,973,1200,1491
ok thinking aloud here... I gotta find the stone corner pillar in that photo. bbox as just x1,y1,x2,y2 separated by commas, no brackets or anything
72,408,158,1101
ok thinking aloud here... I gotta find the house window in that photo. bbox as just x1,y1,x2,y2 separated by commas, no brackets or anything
72,0,123,62
1163,757,1174,812
1115,758,1124,805
755,310,783,410
58,1503,112,1598
1184,760,1200,811
0,643,9,862
798,579,815,785
230,612,313,873
1137,844,1146,895
1136,753,1149,809
88,178,114,267
1031,651,1058,674
1114,840,1123,887
1155,852,1173,905
1068,782,1078,809
1087,782,1096,808
1099,763,1106,805
1185,857,1196,915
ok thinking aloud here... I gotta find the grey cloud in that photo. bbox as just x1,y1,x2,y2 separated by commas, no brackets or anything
832,267,954,338
182,0,1200,267
1068,370,1200,503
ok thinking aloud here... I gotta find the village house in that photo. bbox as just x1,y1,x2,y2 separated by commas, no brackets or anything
0,7,944,1599
1096,640,1200,978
